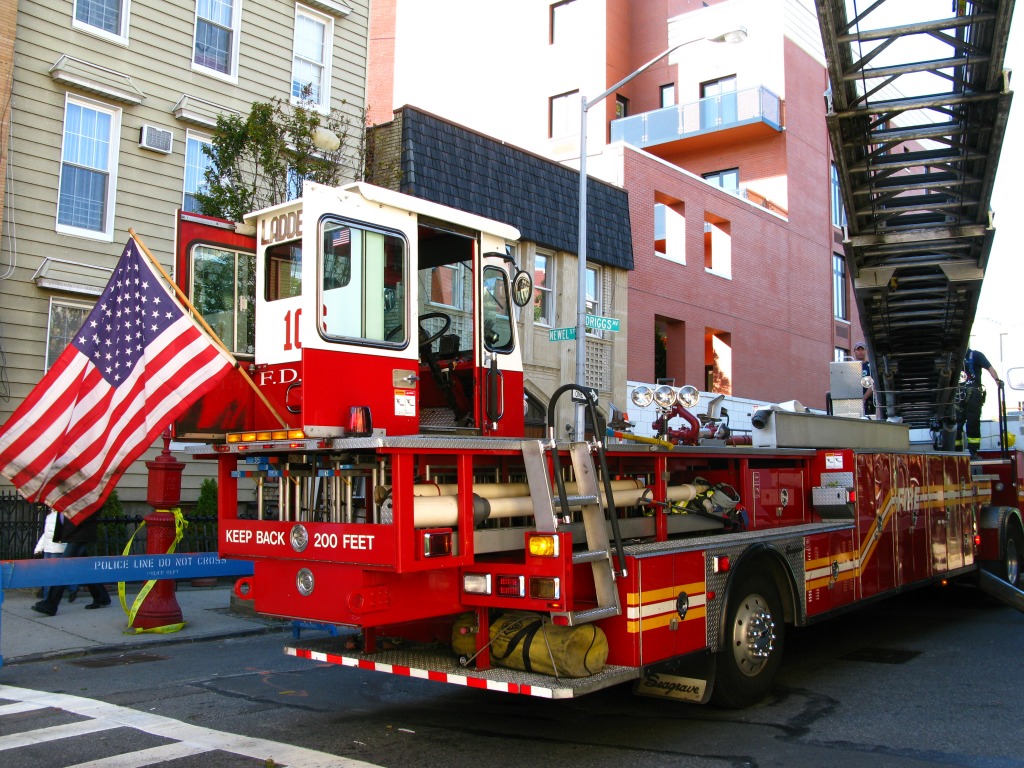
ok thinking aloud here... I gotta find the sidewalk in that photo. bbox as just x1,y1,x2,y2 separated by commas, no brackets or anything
0,582,287,666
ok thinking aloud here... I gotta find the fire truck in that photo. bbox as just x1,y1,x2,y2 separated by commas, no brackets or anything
174,182,1024,708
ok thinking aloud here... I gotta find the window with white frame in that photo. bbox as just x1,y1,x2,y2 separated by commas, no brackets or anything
549,90,578,138
194,0,240,80
56,95,121,240
585,265,601,336
73,0,129,43
183,133,212,213
292,4,333,111
533,251,554,326
831,163,847,228
46,299,93,370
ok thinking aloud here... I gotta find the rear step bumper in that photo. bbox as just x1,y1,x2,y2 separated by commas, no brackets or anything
285,637,638,698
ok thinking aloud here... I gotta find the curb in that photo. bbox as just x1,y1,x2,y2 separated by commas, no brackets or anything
2,623,290,667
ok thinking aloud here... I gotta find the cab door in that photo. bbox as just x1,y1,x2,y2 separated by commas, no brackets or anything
478,251,525,436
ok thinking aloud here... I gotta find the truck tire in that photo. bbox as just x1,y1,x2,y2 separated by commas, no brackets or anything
712,573,784,708
1003,523,1023,588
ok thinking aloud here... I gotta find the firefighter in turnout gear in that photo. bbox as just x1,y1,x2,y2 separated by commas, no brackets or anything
956,348,1002,457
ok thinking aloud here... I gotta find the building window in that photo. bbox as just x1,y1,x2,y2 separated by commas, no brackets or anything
585,265,601,335
192,245,256,355
833,253,848,321
834,347,848,362
615,95,629,119
549,0,579,45
533,252,553,326
700,75,737,128
703,168,739,193
73,0,129,42
655,195,686,265
183,133,212,214
704,213,732,279
549,90,577,138
292,4,333,111
56,95,120,240
831,163,847,228
428,263,467,311
194,0,240,80
45,299,92,370
660,83,675,108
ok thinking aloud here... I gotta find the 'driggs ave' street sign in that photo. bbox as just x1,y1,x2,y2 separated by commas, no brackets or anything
548,316,621,342
585,314,620,332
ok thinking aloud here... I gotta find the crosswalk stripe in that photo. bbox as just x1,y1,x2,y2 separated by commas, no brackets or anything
0,717,120,750
0,684,381,767
0,701,47,716
67,741,212,768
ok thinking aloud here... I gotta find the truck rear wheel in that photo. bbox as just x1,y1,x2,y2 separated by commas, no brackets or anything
712,573,784,708
1003,524,1023,588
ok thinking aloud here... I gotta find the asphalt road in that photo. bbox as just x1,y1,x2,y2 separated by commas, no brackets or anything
1,583,1022,768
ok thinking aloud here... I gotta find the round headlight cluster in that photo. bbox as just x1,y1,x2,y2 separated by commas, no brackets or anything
631,385,654,408
678,385,700,408
632,383,702,410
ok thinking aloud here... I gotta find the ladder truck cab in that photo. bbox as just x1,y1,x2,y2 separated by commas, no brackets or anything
175,184,1024,710
175,181,532,442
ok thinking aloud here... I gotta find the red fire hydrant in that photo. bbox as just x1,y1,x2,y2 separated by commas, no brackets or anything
132,432,185,629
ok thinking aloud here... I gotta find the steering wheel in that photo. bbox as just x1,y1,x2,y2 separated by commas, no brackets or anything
417,311,451,348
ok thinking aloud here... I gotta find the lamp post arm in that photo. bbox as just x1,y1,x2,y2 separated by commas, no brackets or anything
584,37,702,112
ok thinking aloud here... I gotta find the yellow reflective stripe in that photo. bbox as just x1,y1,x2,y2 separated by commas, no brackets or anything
627,606,706,633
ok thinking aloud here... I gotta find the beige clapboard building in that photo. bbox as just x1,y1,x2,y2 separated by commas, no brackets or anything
0,0,369,510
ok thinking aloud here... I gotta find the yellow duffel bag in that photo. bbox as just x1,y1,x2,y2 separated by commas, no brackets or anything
489,611,608,678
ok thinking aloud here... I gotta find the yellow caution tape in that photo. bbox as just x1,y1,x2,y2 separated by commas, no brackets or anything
118,509,189,634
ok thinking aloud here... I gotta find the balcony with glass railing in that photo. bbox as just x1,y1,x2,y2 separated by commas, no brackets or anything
611,86,783,152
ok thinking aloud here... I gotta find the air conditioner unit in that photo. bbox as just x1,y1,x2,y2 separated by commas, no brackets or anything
139,125,173,154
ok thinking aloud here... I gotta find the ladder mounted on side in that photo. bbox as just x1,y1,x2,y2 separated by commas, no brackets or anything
522,384,626,626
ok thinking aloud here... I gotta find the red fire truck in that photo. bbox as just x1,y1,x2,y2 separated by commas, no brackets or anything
175,182,1024,708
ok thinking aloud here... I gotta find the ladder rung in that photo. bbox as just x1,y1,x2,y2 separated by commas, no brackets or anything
563,605,620,624
572,549,609,564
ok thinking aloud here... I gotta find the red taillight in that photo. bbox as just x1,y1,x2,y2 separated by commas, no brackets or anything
713,555,730,573
348,406,372,437
974,534,982,547
497,575,525,597
551,614,570,626
847,490,857,503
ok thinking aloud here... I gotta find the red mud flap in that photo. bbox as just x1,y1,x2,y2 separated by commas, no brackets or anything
284,637,638,699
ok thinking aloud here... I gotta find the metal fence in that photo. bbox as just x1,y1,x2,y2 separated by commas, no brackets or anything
0,490,219,560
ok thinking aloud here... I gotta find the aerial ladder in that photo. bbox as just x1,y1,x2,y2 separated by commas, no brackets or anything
815,0,1015,431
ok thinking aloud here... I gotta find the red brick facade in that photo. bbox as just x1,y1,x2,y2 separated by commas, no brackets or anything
619,38,862,409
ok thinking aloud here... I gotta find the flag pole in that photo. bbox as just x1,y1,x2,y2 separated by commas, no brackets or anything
128,228,289,429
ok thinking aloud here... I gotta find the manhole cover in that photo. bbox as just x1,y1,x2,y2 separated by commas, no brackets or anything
70,652,168,668
841,647,921,664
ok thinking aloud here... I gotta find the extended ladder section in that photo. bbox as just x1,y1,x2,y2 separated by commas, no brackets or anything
522,439,623,626
815,0,1014,428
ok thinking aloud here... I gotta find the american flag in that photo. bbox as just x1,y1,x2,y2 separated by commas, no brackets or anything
0,239,234,521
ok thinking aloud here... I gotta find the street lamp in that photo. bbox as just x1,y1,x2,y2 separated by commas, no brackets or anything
574,26,748,439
